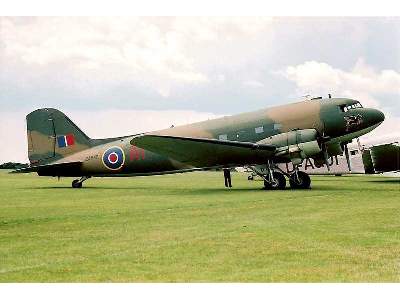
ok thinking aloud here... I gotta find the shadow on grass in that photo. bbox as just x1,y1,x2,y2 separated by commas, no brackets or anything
27,186,148,190
22,185,382,194
25,186,262,193
366,179,400,184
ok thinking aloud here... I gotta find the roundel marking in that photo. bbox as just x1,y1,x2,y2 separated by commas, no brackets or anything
108,152,118,164
102,146,125,170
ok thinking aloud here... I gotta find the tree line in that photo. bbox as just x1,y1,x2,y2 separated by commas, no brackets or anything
0,162,29,169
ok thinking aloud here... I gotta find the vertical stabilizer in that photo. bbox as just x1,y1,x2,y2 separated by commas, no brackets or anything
26,108,91,165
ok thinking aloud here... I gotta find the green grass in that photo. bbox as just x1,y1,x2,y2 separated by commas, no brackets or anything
0,170,399,282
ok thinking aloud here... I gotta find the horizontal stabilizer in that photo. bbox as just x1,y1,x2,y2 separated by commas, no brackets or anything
131,135,276,168
11,161,83,176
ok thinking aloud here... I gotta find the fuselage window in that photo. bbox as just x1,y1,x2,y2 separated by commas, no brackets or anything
218,134,228,141
255,126,264,134
340,102,363,113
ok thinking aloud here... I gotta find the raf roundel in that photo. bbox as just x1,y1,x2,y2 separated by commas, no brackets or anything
102,146,125,170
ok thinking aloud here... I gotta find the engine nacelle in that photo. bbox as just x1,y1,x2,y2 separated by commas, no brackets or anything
257,129,322,164
327,142,343,157
312,142,343,167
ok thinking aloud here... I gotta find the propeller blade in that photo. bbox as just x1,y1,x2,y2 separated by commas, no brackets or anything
344,143,352,171
321,142,331,171
318,131,331,172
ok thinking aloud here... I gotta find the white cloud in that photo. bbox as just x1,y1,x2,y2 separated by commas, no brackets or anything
69,109,220,138
0,17,273,99
280,59,400,142
215,74,226,82
360,115,400,146
0,109,220,163
281,58,400,108
243,80,264,88
0,111,29,163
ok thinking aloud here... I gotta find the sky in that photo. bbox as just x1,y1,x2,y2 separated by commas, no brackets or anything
0,17,399,163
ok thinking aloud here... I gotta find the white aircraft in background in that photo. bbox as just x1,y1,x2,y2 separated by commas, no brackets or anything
243,137,400,179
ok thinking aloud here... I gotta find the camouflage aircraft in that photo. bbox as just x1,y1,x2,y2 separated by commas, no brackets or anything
15,97,385,189
368,142,400,173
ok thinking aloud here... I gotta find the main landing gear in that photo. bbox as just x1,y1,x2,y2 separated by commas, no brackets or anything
72,176,91,188
249,161,311,190
264,171,286,190
288,170,311,189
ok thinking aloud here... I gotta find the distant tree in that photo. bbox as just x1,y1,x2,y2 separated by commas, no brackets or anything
0,162,29,169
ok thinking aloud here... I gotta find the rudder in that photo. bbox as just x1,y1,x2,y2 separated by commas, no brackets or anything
27,108,91,165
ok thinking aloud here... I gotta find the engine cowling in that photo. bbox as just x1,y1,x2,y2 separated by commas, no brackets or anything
313,142,343,167
257,129,322,164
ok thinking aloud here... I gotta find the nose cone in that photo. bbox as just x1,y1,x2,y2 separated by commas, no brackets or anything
365,108,385,127
342,108,385,135
377,109,385,123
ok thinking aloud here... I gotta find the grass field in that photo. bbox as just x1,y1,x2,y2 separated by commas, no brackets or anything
0,170,399,282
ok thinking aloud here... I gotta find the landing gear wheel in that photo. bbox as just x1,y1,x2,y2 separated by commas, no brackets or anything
264,172,286,190
72,179,82,188
289,171,311,189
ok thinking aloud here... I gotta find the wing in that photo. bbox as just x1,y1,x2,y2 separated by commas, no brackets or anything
11,161,83,176
130,135,276,168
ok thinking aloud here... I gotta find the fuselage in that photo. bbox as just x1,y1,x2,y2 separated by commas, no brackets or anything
39,97,385,177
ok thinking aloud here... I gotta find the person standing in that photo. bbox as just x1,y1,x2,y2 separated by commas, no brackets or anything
223,168,232,188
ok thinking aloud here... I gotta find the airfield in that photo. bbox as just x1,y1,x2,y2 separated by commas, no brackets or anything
0,170,399,282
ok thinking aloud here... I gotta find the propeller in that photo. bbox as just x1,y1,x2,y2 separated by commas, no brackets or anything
343,142,352,172
317,131,331,171
321,142,331,171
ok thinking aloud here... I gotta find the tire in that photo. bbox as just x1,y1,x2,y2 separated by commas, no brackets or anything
72,179,82,188
289,171,311,189
264,172,286,190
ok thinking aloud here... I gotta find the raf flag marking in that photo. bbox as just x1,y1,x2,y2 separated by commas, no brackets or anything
57,134,75,148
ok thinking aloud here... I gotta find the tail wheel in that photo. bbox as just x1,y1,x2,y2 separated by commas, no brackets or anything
72,179,82,188
264,172,286,190
289,171,311,189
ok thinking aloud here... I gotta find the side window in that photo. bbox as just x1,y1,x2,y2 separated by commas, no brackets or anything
218,134,228,141
255,126,264,134
340,102,362,112
273,123,282,131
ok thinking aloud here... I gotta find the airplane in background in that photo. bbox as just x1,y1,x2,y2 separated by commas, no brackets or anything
363,141,400,174
244,138,399,179
14,97,385,189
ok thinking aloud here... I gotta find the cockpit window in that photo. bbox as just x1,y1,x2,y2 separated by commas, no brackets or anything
340,102,363,112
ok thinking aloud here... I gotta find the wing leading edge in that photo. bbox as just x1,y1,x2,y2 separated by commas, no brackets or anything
131,135,276,168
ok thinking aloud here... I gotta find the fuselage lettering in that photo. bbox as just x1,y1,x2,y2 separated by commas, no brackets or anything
130,146,145,161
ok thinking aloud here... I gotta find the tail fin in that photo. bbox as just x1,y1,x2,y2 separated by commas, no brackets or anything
26,108,91,165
